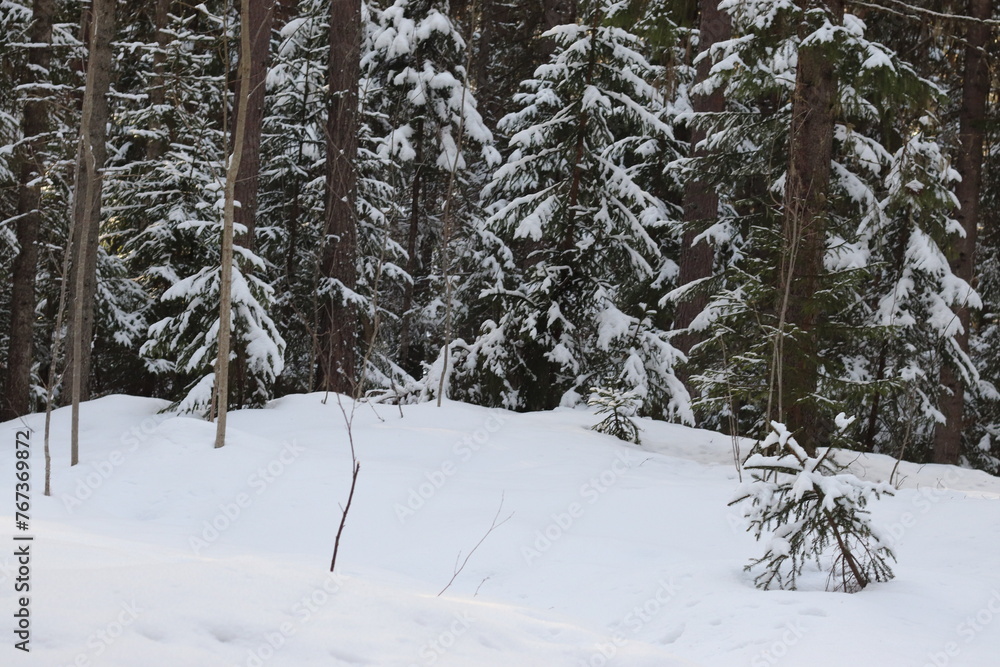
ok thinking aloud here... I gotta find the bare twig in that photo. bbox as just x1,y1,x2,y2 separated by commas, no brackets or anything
329,458,360,573
889,388,916,488
720,337,743,481
330,393,361,573
438,493,513,596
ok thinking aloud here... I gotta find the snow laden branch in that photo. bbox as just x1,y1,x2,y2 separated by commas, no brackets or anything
730,419,896,593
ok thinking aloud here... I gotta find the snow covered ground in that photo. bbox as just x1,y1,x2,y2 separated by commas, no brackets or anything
2,394,1000,666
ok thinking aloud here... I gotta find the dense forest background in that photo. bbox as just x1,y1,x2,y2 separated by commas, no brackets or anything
2,0,999,470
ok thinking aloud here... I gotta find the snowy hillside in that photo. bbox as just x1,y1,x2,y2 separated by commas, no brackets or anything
2,395,1000,666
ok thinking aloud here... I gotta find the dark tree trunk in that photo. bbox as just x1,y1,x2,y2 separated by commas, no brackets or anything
538,0,576,59
398,120,425,377
317,0,361,394
778,0,842,456
933,0,991,464
473,0,511,129
560,5,604,254
673,0,731,356
228,0,275,405
66,0,116,462
146,0,172,161
2,0,55,421
281,0,303,289
473,0,574,131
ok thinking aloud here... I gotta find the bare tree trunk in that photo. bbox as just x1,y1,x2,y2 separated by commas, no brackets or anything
398,119,424,375
776,0,842,456
2,0,54,422
43,183,77,497
216,0,253,449
285,17,308,289
231,0,274,252
673,0,730,356
67,0,116,464
228,0,275,405
933,0,991,465
317,0,362,395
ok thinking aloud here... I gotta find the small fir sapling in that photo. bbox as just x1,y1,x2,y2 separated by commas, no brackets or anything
589,384,643,444
730,415,896,592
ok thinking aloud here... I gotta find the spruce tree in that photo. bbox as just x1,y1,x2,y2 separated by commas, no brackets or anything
133,2,286,414
673,0,976,460
454,0,692,421
731,418,895,592
362,0,496,382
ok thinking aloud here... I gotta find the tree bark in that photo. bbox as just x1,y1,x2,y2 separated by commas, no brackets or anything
3,0,55,422
228,0,275,405
146,0,172,161
317,0,361,395
217,0,254,448
231,0,275,251
537,0,576,60
777,0,842,456
398,119,425,377
933,0,991,465
67,0,116,464
673,0,731,356
472,0,503,127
